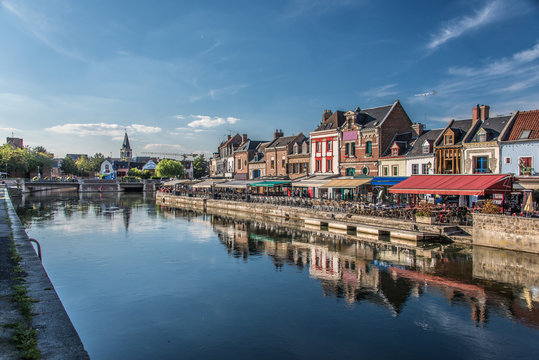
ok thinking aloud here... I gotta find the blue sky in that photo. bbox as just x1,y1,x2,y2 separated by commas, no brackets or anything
0,0,538,158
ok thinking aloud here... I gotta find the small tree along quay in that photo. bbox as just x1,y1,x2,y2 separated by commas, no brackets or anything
0,144,54,177
61,156,78,176
155,159,185,178
193,154,209,179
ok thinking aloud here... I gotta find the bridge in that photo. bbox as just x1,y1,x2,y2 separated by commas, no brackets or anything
18,179,161,193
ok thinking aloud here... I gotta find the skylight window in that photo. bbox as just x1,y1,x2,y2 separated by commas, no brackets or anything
519,130,531,139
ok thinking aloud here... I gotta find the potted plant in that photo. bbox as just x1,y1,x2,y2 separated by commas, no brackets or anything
415,202,435,224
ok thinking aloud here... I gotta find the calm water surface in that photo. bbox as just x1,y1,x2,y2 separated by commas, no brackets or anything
14,192,539,360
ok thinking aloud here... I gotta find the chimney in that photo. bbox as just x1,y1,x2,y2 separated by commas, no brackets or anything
274,129,284,139
411,123,424,137
241,134,248,144
472,104,480,124
480,105,490,121
323,110,333,122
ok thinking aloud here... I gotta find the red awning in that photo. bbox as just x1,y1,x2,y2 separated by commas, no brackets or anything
389,174,512,196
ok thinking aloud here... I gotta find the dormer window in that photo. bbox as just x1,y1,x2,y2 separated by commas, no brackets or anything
422,143,430,154
444,134,454,145
392,148,399,156
519,130,531,139
476,129,487,142
293,144,298,154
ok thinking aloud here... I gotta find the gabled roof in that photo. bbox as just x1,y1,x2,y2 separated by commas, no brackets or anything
406,129,443,157
266,133,304,148
358,103,395,129
219,134,243,149
436,119,473,146
381,132,414,157
466,115,512,143
503,110,539,141
236,140,267,152
314,111,346,131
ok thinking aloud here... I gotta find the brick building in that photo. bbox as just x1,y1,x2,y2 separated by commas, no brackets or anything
338,100,413,176
264,130,306,178
233,136,267,180
287,137,310,179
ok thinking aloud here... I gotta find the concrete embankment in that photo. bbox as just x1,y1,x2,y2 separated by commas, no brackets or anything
156,193,449,244
0,186,89,359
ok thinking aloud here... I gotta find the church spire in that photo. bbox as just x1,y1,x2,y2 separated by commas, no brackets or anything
120,131,132,160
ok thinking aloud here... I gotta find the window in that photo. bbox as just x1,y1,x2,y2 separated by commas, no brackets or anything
444,134,453,145
345,142,356,157
327,140,332,152
326,159,332,172
346,168,355,176
303,163,308,173
294,145,298,154
519,157,533,175
474,156,489,173
476,132,486,142
105,164,110,172
392,147,399,156
282,158,286,168
505,157,511,164
519,130,531,139
412,164,419,175
422,143,430,154
238,160,242,170
271,160,275,169
254,155,258,162
392,165,398,176
316,141,322,152
362,167,369,175
382,166,389,176
422,163,429,174
244,160,247,167
316,159,321,172
366,141,372,156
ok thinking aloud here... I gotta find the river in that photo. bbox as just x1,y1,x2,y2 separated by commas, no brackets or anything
13,192,539,360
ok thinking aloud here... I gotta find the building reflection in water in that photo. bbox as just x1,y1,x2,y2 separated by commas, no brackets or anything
191,210,539,329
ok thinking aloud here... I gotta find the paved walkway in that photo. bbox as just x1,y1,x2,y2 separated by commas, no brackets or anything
0,186,89,359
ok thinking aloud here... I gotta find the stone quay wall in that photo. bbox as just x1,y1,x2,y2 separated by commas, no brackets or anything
156,193,447,235
473,213,539,254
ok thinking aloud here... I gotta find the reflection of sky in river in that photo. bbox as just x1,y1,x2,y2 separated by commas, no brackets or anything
16,193,539,360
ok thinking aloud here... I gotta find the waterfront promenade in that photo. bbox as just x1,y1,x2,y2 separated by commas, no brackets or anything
0,186,89,359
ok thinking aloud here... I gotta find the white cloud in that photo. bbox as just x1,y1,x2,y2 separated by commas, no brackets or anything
427,1,505,51
178,115,240,129
143,144,184,152
46,123,162,137
360,84,398,99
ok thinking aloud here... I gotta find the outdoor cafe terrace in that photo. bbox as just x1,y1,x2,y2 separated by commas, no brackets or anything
160,174,533,226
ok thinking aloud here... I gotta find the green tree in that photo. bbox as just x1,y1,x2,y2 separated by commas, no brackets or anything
155,159,185,178
61,155,78,176
27,147,54,174
75,156,92,176
0,144,28,176
193,154,208,179
90,153,105,172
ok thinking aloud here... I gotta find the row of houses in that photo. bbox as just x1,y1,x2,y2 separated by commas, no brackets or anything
209,101,538,185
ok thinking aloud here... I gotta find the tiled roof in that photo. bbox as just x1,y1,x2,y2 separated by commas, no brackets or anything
406,129,443,157
358,104,394,128
467,115,511,143
266,135,301,148
314,111,345,131
381,132,414,157
237,140,267,152
506,110,539,141
437,119,473,146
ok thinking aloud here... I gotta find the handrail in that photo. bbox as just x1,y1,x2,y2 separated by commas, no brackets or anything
28,238,42,262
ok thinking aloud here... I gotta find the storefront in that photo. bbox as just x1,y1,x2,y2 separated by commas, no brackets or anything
319,178,372,200
388,174,513,207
